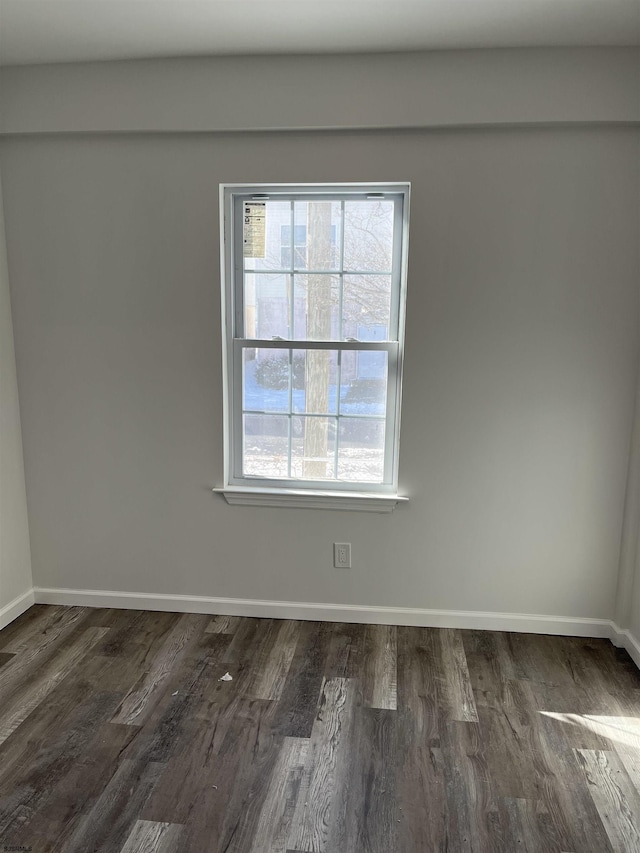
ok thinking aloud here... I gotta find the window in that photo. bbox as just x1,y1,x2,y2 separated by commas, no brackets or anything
216,183,410,511
280,224,339,268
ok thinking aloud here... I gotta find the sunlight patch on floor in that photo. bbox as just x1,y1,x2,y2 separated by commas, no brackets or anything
540,712,640,750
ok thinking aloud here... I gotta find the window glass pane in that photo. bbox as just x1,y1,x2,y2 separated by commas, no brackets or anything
291,416,336,480
245,273,290,339
294,201,341,270
243,414,289,478
342,275,392,340
243,349,290,412
340,351,388,416
280,224,308,268
337,419,385,483
343,200,394,272
244,200,291,271
293,275,340,340
291,349,339,415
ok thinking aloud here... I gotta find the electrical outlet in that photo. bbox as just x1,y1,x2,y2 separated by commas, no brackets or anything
334,542,351,568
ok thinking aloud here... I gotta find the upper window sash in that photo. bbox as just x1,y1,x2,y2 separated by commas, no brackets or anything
228,188,407,344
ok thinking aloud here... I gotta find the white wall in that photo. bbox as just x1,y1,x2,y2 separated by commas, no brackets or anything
2,124,638,622
615,306,640,661
1,47,638,631
626,467,640,652
632,558,640,643
0,171,33,626
1,48,638,134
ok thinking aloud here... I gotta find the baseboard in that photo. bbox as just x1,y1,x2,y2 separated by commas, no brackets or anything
0,588,35,631
33,586,615,638
609,622,640,670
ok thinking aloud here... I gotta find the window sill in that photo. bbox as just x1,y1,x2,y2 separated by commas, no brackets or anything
213,486,408,513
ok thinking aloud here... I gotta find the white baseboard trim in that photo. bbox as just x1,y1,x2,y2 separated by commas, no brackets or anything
609,622,640,670
33,586,616,639
0,588,35,631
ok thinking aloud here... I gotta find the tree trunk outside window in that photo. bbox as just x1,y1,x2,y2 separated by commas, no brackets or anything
303,202,333,478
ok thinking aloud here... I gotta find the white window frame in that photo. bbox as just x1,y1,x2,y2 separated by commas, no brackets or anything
215,183,410,512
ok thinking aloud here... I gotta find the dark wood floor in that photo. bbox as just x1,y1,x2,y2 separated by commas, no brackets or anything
1,606,639,852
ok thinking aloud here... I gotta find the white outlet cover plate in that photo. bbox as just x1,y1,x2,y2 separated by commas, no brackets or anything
334,543,351,568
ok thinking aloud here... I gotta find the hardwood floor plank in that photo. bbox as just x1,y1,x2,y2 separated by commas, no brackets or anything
605,716,640,796
220,618,299,703
287,677,354,853
476,680,541,799
251,620,300,701
269,622,330,740
399,736,447,851
463,629,516,707
223,617,265,667
0,605,84,654
562,637,640,696
251,737,309,853
441,720,501,851
213,702,286,853
398,626,476,730
0,652,130,788
616,746,640,801
338,707,398,853
140,694,254,825
323,622,365,680
576,749,640,853
0,651,15,670
397,626,438,718
0,626,109,746
396,670,448,852
119,819,184,853
0,691,129,843
95,610,180,663
77,613,201,702
440,628,478,722
9,722,140,852
206,614,242,635
505,633,584,688
363,624,397,711
533,696,616,750
218,616,269,685
121,633,234,768
62,758,167,853
525,683,616,853
82,606,131,628
563,713,640,751
0,783,36,837
111,614,209,726
0,603,55,649
123,687,196,763
499,798,563,853
144,697,279,852
0,607,92,705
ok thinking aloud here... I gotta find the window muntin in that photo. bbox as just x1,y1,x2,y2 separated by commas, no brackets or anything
222,184,409,494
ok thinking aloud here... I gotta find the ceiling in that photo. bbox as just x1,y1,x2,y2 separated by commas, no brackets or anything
1,0,639,66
